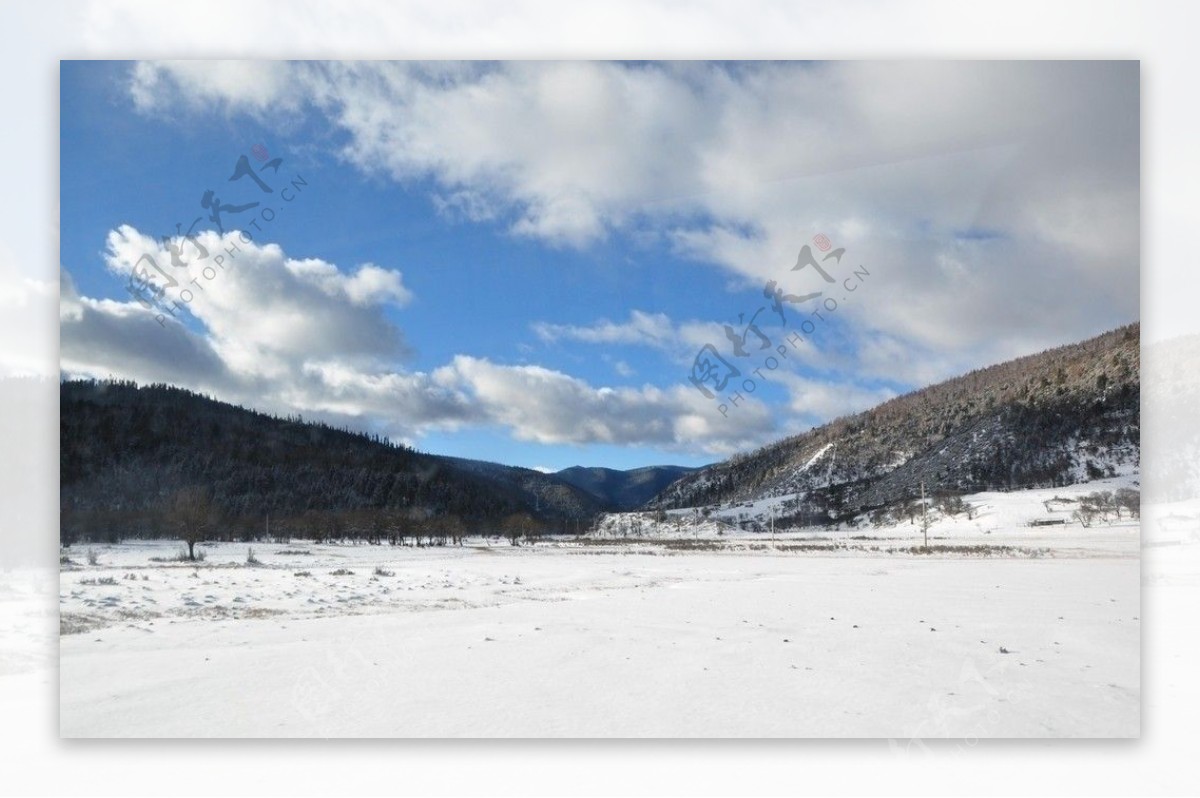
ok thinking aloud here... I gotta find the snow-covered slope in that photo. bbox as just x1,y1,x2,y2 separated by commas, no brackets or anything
596,474,1140,555
653,324,1139,524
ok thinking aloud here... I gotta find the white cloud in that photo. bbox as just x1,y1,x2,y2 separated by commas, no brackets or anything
534,310,676,347
63,226,435,429
62,227,775,455
532,309,737,364
772,371,899,429
74,62,1141,455
434,355,774,452
100,225,412,379
287,259,413,307
127,60,1138,367
130,60,303,116
60,269,234,389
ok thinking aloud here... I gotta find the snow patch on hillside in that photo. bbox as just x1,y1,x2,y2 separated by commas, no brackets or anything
595,474,1140,555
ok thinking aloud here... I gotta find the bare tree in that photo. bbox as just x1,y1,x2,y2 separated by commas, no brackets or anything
170,486,217,561
442,514,466,546
502,512,538,546
1115,488,1140,519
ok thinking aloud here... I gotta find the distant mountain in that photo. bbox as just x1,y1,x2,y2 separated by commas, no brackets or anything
651,324,1140,526
60,380,604,544
60,323,1140,543
554,465,700,510
441,457,608,520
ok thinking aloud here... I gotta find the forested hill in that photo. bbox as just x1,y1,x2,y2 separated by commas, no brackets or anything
554,465,700,510
651,323,1140,522
60,380,602,543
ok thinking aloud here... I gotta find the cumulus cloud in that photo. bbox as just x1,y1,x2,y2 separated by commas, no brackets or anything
99,225,412,378
528,303,917,433
130,60,304,116
434,355,773,450
63,226,438,428
61,227,773,454
128,60,1138,379
60,269,234,388
84,61,1141,454
772,371,899,430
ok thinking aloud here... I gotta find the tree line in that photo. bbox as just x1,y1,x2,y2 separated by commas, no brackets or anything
60,380,593,547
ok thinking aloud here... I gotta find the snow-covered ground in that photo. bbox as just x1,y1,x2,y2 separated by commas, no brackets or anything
598,475,1141,553
58,481,1140,737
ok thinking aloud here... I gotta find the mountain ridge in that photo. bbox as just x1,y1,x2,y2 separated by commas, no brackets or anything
59,379,701,543
650,323,1140,526
59,380,606,542
554,464,700,510
58,323,1139,542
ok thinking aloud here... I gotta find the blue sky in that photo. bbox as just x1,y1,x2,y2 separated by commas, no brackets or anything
59,61,1139,471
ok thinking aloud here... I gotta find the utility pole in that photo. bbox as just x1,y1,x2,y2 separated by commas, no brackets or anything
920,481,929,550
769,504,775,549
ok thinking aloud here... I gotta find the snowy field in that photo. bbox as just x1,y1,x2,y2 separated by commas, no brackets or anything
58,491,1140,737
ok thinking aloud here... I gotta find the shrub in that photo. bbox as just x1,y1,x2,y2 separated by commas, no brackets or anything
936,495,969,517
150,546,207,563
1114,487,1140,519
246,547,261,566
373,566,394,577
